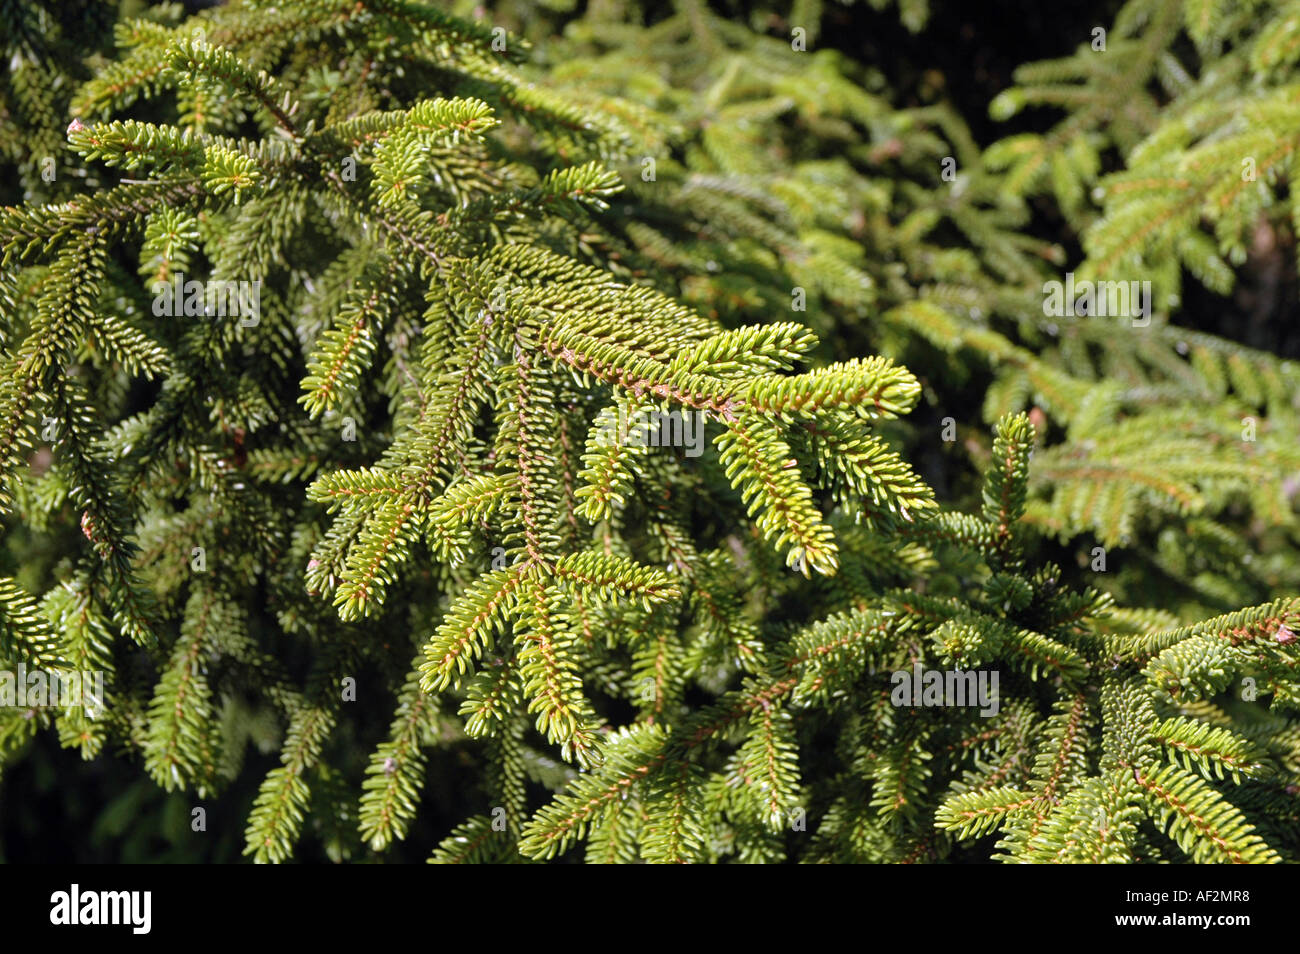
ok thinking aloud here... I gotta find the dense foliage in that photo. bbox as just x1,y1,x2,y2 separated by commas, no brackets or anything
1,0,1298,863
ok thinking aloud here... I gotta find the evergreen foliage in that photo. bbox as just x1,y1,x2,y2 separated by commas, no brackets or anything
0,0,1298,864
